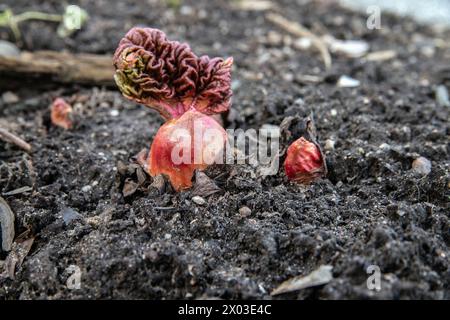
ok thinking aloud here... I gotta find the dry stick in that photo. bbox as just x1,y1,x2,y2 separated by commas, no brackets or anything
266,12,332,70
0,128,32,152
0,50,115,86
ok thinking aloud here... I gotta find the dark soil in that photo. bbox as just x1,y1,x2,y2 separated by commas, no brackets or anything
0,0,449,299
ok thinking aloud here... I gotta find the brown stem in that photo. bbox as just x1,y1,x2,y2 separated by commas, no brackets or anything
0,128,32,152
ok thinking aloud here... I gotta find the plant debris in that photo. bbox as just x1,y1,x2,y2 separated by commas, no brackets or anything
0,128,31,152
1,231,34,279
271,265,333,296
0,196,14,252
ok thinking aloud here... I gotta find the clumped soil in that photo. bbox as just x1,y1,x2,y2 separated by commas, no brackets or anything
0,0,449,299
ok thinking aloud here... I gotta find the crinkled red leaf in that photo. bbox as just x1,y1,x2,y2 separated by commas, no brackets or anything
113,27,233,119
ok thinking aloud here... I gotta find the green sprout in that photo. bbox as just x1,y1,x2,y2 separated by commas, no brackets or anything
0,5,88,41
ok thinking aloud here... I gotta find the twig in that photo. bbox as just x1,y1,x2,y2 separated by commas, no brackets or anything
0,128,32,152
0,51,115,86
266,12,332,70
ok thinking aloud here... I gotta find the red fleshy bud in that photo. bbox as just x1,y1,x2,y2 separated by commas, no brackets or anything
284,137,326,184
50,98,73,130
147,108,227,191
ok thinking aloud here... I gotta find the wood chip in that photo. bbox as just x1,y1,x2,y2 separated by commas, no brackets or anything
271,265,333,295
0,128,32,152
2,186,32,196
365,50,397,62
266,13,332,70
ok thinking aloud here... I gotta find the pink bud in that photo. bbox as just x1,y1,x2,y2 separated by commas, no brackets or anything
51,98,73,130
147,108,227,191
284,137,326,184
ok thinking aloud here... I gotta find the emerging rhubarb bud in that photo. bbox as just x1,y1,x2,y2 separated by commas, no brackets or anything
148,108,227,191
113,27,232,120
284,115,327,184
50,98,73,129
113,27,233,191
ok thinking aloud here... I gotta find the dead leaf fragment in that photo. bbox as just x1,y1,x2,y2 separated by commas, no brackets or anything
192,171,221,197
122,178,139,197
149,174,166,194
271,265,333,295
0,196,15,252
2,233,34,279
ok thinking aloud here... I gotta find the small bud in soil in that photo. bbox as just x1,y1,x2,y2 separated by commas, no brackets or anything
284,137,326,184
51,98,73,129
147,108,227,191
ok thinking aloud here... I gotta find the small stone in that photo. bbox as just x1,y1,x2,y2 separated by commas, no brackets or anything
81,185,92,193
435,85,450,107
0,40,20,57
329,39,369,58
2,91,19,104
62,207,82,225
324,139,335,151
293,37,312,50
239,206,252,217
192,196,206,205
330,109,338,117
337,75,360,88
412,157,432,175
179,5,193,15
231,80,241,91
110,109,120,117
379,143,390,150
266,31,283,46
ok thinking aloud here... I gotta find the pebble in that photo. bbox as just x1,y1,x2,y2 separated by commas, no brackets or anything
293,37,312,50
0,40,20,57
337,75,360,88
239,206,252,217
179,5,193,15
329,39,369,58
435,85,450,107
412,157,432,175
379,143,391,150
110,109,120,117
324,139,335,151
271,265,333,295
231,80,241,91
2,91,19,104
81,185,92,193
192,196,206,205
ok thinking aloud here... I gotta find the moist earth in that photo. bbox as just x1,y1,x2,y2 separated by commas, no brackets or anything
0,0,449,299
